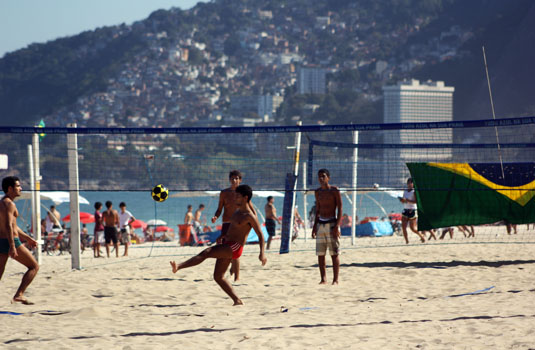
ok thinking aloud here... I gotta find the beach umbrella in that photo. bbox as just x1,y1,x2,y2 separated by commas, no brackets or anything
155,226,174,232
62,212,95,224
18,191,91,205
146,219,167,226
130,219,147,229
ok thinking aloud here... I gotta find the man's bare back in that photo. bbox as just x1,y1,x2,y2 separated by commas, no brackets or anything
194,209,202,223
103,210,118,227
184,211,193,224
0,197,17,240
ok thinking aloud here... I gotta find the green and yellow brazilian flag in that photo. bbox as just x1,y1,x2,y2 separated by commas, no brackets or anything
407,163,535,230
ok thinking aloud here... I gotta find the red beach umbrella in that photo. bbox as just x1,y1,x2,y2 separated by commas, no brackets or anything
155,226,174,233
62,212,95,224
130,219,147,230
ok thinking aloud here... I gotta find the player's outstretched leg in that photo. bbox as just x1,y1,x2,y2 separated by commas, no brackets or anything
170,244,232,273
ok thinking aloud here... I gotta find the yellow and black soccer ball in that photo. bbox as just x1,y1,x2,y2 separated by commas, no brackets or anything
151,184,169,202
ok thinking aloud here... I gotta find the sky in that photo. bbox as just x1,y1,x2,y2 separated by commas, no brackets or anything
0,0,205,58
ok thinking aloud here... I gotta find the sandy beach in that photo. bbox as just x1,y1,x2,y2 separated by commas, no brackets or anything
1,233,535,350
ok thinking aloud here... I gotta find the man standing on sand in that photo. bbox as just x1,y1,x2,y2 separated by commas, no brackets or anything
264,195,281,250
311,169,342,285
212,170,243,280
193,204,205,236
212,170,257,281
184,205,194,225
118,202,136,257
171,185,266,305
0,176,39,304
102,201,119,258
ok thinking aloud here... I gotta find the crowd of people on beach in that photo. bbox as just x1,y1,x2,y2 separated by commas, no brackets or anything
1,170,533,306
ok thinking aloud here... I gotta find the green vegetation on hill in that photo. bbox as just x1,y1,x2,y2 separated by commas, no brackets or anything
0,26,148,125
0,0,533,127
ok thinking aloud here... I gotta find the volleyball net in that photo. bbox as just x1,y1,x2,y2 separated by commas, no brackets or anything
1,116,535,252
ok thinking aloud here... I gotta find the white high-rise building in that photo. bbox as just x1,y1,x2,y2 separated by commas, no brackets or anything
382,79,454,185
297,67,326,94
230,95,284,122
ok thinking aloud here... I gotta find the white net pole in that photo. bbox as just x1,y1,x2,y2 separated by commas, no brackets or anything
351,131,359,245
67,123,81,270
32,134,42,264
302,161,307,243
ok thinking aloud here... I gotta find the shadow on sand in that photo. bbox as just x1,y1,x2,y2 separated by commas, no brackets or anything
335,259,535,269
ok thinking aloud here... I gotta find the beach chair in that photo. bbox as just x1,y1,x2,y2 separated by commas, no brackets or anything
178,224,210,246
191,226,210,246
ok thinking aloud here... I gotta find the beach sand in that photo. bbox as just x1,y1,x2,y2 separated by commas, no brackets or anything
1,233,535,349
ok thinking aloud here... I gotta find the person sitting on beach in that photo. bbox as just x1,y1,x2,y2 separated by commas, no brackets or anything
80,223,91,252
170,185,267,306
144,226,154,242
292,206,304,242
340,214,352,228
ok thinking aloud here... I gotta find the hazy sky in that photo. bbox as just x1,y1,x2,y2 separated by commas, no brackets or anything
0,0,205,58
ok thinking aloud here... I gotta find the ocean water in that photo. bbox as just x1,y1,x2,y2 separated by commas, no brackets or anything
17,190,402,235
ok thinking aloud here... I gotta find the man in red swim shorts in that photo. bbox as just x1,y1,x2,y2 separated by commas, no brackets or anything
170,184,267,305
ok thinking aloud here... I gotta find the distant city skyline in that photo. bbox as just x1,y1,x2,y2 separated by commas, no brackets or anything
0,0,205,58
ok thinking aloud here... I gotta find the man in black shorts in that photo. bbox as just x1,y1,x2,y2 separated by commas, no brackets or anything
102,201,119,258
264,196,281,250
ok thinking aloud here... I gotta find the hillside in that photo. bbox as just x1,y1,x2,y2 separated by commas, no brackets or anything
0,0,533,129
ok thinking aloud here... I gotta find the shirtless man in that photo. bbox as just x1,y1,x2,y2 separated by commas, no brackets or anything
0,176,39,304
264,196,281,250
311,169,342,285
102,201,119,258
193,204,205,236
171,185,266,305
184,205,194,225
211,170,245,280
